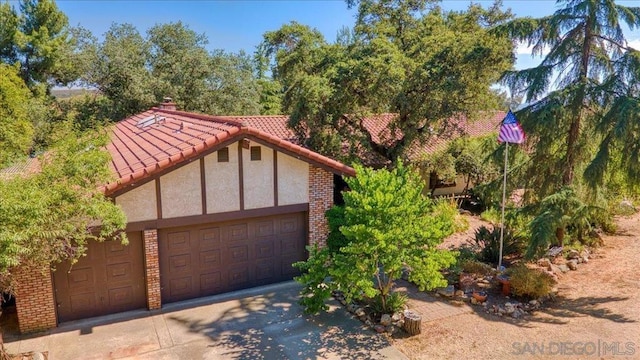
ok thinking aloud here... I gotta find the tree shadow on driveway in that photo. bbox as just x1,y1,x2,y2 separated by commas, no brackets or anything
166,283,394,359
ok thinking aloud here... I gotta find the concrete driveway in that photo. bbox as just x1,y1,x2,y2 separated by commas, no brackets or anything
4,281,406,359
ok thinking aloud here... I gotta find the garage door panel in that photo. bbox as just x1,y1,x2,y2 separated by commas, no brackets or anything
200,273,223,292
67,267,95,290
255,239,275,259
199,228,221,250
105,241,130,259
169,277,193,298
228,267,250,287
53,233,146,323
256,221,275,237
280,257,300,277
255,261,276,281
228,245,249,263
199,250,221,269
108,286,135,306
106,262,134,283
229,224,248,241
69,293,97,314
280,237,302,255
159,212,307,303
169,254,192,273
167,231,190,252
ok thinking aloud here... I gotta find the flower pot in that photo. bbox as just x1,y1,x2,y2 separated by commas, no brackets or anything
472,291,487,302
497,275,511,296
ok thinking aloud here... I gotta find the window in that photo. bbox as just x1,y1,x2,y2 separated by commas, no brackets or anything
250,146,261,161
217,147,229,162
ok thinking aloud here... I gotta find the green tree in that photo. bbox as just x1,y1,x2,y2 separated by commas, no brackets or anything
498,0,640,193
0,124,127,294
295,162,456,314
0,63,34,167
260,1,513,164
87,23,155,119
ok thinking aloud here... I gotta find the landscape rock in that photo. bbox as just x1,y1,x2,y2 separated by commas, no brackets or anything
558,264,570,273
566,260,578,271
567,249,580,260
380,314,392,326
347,304,358,313
455,290,465,297
437,285,455,297
355,308,366,318
618,200,636,214
392,312,402,322
374,325,386,333
537,258,553,270
550,264,563,275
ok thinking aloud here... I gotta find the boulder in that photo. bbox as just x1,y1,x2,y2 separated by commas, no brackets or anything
567,249,580,260
558,264,570,273
566,260,578,271
380,314,392,327
436,285,455,297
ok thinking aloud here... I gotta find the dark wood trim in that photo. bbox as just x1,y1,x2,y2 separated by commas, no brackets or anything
155,179,162,219
273,149,278,207
125,203,309,232
238,142,245,211
243,135,352,177
200,157,207,215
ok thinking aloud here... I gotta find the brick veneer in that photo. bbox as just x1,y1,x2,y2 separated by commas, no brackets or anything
14,266,57,333
143,229,161,310
308,166,334,247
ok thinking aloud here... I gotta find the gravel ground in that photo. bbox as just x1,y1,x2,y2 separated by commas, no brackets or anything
392,213,640,360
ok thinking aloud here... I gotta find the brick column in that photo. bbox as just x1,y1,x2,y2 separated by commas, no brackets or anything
14,266,57,333
143,229,161,310
308,166,334,247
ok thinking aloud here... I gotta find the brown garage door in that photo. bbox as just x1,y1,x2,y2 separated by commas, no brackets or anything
159,212,307,303
53,232,147,323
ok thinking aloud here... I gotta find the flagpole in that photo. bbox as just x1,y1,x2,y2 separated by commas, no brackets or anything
498,141,509,271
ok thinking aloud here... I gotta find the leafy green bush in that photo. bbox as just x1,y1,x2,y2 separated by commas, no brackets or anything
473,225,524,264
480,207,501,223
369,291,407,316
325,206,348,255
507,265,556,299
294,246,333,314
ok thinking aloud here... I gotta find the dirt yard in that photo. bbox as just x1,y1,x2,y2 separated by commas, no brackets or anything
392,213,640,360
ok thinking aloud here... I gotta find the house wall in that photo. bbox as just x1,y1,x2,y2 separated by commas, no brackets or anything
278,153,309,206
160,161,202,218
115,181,157,222
18,139,337,333
14,266,57,333
308,166,333,247
242,144,274,210
425,174,470,197
204,143,240,213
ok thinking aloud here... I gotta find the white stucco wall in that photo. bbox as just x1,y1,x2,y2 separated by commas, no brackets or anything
204,143,241,213
115,181,157,222
277,153,309,205
242,145,274,209
160,160,202,218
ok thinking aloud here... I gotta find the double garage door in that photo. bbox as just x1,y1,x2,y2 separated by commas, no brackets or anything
53,212,307,322
159,212,307,303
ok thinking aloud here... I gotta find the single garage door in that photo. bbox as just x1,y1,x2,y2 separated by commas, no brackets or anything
53,232,147,323
159,212,307,303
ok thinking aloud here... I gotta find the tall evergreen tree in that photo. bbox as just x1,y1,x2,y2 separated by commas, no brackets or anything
498,0,640,195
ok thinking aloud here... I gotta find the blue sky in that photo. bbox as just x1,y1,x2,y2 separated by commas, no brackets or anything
52,0,640,71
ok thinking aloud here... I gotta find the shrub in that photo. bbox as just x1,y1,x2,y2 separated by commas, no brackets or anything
369,291,407,316
325,206,349,254
460,259,495,275
472,225,524,264
507,265,556,299
480,207,501,223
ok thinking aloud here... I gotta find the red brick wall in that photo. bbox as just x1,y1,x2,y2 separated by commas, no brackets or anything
143,229,161,310
14,266,57,333
308,166,334,247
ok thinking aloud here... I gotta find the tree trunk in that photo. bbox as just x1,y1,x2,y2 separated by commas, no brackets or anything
403,310,422,335
555,227,565,247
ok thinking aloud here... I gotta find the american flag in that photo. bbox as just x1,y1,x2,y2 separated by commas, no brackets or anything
498,110,525,144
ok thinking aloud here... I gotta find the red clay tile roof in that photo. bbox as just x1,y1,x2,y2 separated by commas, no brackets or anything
105,108,355,195
106,108,504,194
